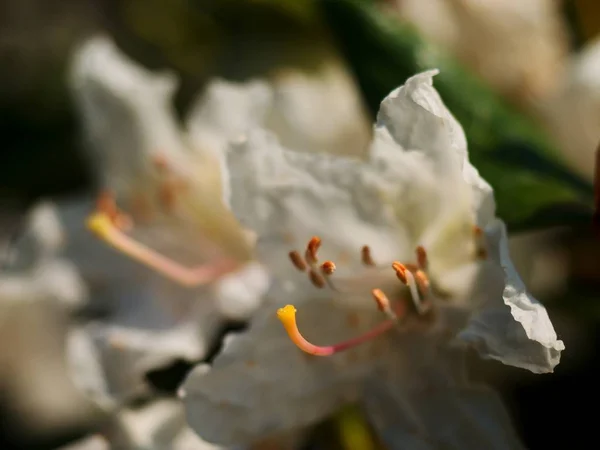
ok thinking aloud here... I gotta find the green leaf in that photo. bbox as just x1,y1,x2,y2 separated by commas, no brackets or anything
320,0,593,231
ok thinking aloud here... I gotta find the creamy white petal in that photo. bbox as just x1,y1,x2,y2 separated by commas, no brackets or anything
263,63,371,158
187,79,272,154
111,400,188,449
66,327,112,410
84,279,221,399
56,435,110,450
363,382,525,450
458,220,564,373
69,35,184,199
70,38,251,261
212,261,270,321
223,130,409,298
181,297,387,446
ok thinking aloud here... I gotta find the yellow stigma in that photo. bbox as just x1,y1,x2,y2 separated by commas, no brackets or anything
277,305,297,328
86,212,112,238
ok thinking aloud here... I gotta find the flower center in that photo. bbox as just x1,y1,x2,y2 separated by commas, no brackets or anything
277,228,487,356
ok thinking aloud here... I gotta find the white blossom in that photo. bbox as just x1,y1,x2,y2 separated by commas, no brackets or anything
181,70,563,448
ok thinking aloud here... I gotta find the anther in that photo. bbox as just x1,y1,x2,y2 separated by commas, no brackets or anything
392,262,407,284
305,236,321,264
308,269,326,288
289,251,307,271
416,246,427,269
361,245,376,266
321,261,336,275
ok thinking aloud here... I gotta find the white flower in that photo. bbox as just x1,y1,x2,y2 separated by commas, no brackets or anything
537,37,600,182
56,400,226,450
63,34,369,400
181,70,563,447
395,0,568,102
66,36,273,401
0,203,95,436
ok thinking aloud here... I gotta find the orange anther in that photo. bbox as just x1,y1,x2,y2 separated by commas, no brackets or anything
308,269,326,288
289,251,307,271
371,288,390,312
361,245,375,266
416,246,427,269
321,260,336,275
392,262,407,284
305,236,322,264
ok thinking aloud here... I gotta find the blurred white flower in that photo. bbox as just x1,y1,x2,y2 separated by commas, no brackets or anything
64,34,368,403
56,399,226,450
393,0,568,103
0,203,97,438
536,37,600,182
181,71,563,448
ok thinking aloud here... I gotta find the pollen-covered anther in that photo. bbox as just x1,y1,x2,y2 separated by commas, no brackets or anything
309,269,326,288
320,260,336,275
392,262,408,284
392,261,428,315
289,251,307,271
361,245,376,266
371,288,403,322
276,304,395,356
305,236,322,264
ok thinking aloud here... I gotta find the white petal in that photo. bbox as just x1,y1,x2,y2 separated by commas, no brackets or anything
182,297,386,446
458,220,564,373
376,70,495,227
172,427,229,450
86,281,220,399
223,130,410,299
186,78,272,156
56,435,110,450
66,327,112,410
376,70,466,163
111,400,187,449
70,37,252,262
69,35,184,199
212,261,270,321
363,382,525,450
263,63,371,158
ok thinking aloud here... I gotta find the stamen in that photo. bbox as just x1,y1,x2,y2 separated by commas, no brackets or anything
289,251,307,272
414,270,431,297
308,269,326,288
416,246,427,269
392,262,407,284
361,245,376,266
276,305,395,356
404,270,428,315
320,260,336,275
305,236,321,264
371,289,400,321
86,212,239,287
391,261,428,315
